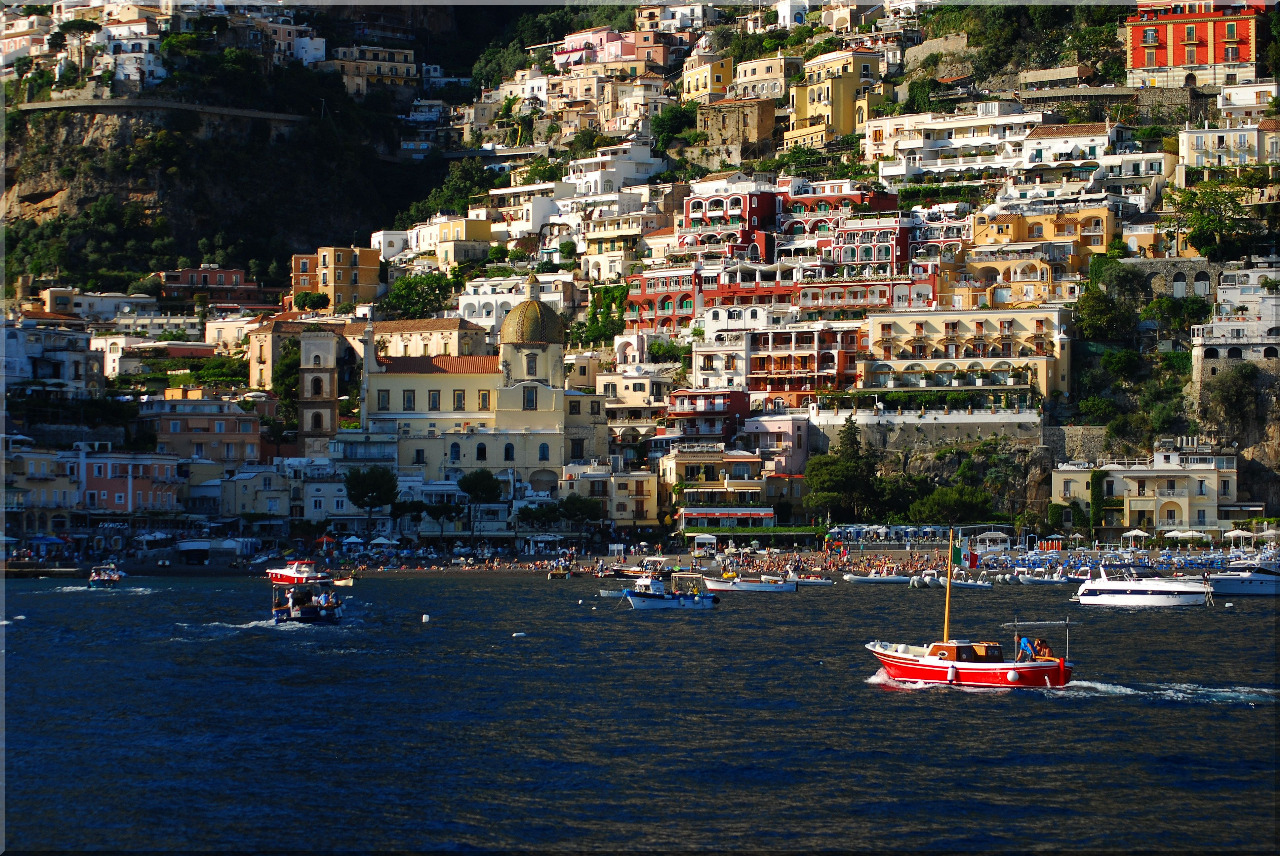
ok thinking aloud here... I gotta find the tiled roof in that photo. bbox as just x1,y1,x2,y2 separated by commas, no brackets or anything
377,355,500,374
342,318,485,335
20,310,82,322
643,226,676,237
989,214,1021,223
1025,122,1111,139
697,170,745,181
1258,118,1280,132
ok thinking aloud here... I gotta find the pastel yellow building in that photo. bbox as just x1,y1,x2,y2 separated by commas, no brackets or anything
290,246,383,312
785,50,880,150
682,56,733,104
359,279,609,495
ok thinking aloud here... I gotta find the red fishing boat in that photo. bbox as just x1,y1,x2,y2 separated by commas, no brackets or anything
865,532,1074,688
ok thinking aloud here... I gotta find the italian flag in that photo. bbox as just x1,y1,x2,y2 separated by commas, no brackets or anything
951,541,976,569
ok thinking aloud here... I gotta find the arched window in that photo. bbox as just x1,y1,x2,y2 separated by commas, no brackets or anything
313,354,322,366
1204,348,1219,359
504,443,515,461
311,377,323,397
1264,347,1278,359
526,354,537,375
311,412,323,431
450,442,461,461
476,443,487,461
711,310,720,321
1227,347,1243,359
538,443,550,461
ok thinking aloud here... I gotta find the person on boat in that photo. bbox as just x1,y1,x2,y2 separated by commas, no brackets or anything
1032,638,1054,660
1017,637,1037,663
286,587,295,608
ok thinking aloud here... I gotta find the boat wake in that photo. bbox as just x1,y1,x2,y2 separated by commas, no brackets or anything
1062,680,1277,705
38,585,157,595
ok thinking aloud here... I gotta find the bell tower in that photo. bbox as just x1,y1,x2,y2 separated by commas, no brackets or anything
298,330,339,456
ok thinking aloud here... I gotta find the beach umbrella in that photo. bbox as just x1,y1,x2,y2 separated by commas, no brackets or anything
1223,529,1253,540
1170,530,1200,539
0,534,17,544
1258,528,1280,540
316,535,336,544
1122,529,1149,539
343,535,364,545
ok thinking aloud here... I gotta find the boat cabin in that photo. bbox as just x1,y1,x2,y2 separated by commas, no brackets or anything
927,641,1005,663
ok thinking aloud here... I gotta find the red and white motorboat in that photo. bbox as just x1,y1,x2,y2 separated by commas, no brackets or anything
865,632,1072,688
267,559,331,585
865,531,1074,688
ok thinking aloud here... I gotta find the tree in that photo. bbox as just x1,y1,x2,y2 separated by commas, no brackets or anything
58,18,101,69
1204,362,1259,435
1162,182,1262,261
1075,283,1137,342
558,239,577,260
294,291,330,311
345,466,399,536
457,469,503,503
650,101,697,151
378,272,457,319
907,485,993,525
488,244,509,263
272,337,301,427
424,502,464,540
802,417,880,522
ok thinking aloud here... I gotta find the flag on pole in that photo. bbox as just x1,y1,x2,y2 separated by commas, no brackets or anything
951,539,976,569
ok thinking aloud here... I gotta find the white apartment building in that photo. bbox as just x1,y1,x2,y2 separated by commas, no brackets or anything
455,273,576,342
691,328,750,391
371,229,410,261
1191,260,1280,397
865,102,1056,185
3,319,105,398
1217,79,1279,120
564,141,668,196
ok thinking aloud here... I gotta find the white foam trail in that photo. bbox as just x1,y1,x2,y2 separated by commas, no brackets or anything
13,615,25,620
0,621,11,626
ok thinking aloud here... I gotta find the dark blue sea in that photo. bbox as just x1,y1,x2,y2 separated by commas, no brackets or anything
5,575,1277,851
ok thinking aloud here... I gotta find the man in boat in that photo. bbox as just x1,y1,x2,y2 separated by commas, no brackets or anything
1016,637,1038,663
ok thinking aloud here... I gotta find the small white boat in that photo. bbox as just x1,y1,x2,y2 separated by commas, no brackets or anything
1017,569,1077,585
948,571,992,590
843,571,911,584
704,575,797,593
791,572,835,587
624,574,717,610
1072,567,1209,607
599,588,626,598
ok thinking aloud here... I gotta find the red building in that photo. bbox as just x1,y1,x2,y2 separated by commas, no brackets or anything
1124,0,1266,88
666,388,750,443
157,265,287,308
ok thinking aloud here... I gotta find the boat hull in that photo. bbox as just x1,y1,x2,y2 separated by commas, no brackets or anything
624,592,716,610
795,578,835,586
273,605,343,624
704,578,797,592
866,643,1071,688
1206,572,1280,596
1073,581,1206,606
88,579,116,589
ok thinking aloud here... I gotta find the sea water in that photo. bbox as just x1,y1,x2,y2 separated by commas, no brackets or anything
5,575,1276,850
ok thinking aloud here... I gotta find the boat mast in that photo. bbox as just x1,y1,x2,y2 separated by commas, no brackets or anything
944,527,954,642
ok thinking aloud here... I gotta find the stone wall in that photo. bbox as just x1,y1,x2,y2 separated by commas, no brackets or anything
29,424,127,448
808,407,1042,454
904,33,968,71
1117,257,1227,300
1041,425,1108,464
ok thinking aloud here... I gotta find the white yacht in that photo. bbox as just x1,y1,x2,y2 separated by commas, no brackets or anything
1072,566,1209,607
1205,563,1280,597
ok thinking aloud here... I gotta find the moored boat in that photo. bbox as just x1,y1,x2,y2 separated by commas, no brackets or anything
624,574,718,610
1203,564,1280,596
1072,566,1209,607
843,570,911,584
704,575,797,593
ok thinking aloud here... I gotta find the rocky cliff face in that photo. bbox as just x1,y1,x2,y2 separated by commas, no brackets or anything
5,102,444,282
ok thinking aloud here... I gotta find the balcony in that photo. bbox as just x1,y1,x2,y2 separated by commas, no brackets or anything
1156,488,1188,498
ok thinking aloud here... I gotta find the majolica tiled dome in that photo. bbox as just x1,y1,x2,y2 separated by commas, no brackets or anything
500,274,566,345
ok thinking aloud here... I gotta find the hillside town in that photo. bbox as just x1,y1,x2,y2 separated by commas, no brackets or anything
5,0,1280,565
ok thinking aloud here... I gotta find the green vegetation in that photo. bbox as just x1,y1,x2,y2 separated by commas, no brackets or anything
1162,182,1266,262
345,465,400,535
272,338,301,429
378,272,462,319
651,102,698,152
457,469,503,503
647,341,691,364
293,291,330,311
922,4,1128,82
393,158,499,226
567,284,627,346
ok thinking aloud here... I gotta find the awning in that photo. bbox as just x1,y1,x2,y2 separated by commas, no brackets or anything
972,241,1044,253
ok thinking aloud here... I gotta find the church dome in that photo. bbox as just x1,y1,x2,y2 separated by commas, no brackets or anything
499,275,566,345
